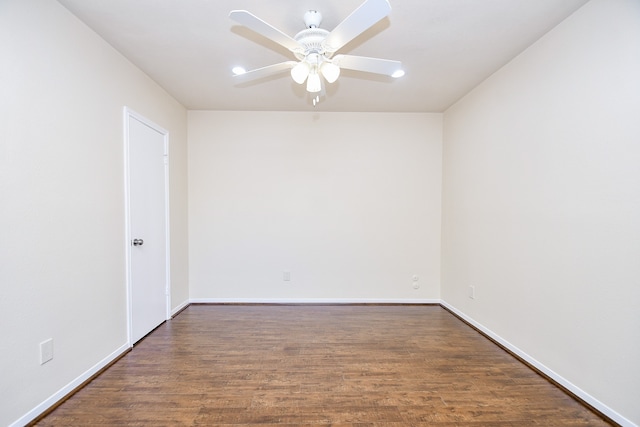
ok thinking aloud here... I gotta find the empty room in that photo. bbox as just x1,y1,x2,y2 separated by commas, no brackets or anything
1,0,638,426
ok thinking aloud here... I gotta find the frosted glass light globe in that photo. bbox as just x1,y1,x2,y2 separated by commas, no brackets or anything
320,62,340,83
291,62,310,84
306,71,322,93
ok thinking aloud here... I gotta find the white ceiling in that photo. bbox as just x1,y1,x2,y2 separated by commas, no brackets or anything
56,0,589,112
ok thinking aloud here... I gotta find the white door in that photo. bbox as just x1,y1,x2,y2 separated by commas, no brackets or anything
124,108,170,345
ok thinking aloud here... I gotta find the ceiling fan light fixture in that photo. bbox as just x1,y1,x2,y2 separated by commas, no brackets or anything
291,61,310,84
232,66,246,75
392,69,405,78
306,71,322,93
320,61,340,83
230,0,401,101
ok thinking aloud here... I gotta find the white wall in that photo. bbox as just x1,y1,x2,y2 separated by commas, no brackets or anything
0,1,188,425
189,111,442,302
441,0,640,425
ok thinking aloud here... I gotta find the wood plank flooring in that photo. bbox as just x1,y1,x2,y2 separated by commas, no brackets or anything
35,305,612,426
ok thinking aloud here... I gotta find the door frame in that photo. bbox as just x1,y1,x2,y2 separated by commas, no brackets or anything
123,106,171,347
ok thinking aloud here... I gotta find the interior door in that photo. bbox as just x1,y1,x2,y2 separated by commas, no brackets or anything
125,108,169,345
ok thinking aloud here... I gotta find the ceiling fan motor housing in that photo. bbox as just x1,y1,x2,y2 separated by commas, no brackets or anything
293,28,331,60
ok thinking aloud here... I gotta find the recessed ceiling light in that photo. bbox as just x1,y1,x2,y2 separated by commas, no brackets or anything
392,69,405,78
232,66,246,75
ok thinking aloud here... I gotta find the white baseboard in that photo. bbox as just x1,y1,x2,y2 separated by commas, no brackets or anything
189,298,441,304
10,343,130,427
171,299,190,316
440,300,635,427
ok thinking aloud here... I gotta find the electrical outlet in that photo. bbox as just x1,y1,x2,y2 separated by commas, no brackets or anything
40,339,53,365
283,271,291,282
412,274,420,289
469,286,475,299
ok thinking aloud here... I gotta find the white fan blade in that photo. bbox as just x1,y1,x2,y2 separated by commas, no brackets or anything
332,55,401,76
323,0,391,53
229,10,301,53
233,61,298,80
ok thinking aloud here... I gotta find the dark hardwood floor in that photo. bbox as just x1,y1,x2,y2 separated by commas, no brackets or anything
35,305,612,426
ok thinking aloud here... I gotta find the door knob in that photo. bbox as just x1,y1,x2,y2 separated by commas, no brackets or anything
132,239,144,246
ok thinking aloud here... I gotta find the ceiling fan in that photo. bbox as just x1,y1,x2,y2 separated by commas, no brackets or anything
229,0,404,102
